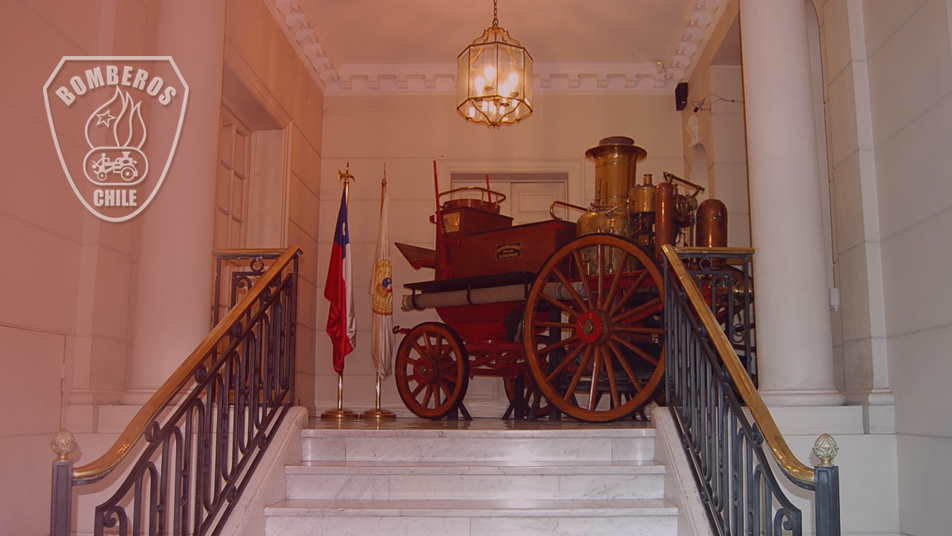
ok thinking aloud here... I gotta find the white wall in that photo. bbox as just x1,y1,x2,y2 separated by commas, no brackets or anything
850,1,952,534
317,91,684,413
0,2,152,534
818,0,952,534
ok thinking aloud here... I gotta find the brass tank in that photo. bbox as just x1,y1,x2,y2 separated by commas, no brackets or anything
695,199,728,248
630,173,656,213
654,181,677,255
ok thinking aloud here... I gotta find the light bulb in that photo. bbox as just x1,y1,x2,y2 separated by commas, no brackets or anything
484,64,496,83
468,106,476,118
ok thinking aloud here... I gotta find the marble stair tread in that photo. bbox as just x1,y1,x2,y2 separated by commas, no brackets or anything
267,498,678,516
289,461,666,472
288,461,665,474
300,427,655,439
302,428,657,464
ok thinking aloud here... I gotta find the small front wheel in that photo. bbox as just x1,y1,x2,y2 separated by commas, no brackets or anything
395,322,470,419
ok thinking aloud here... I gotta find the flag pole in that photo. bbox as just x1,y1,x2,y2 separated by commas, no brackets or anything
322,163,358,421
364,167,396,421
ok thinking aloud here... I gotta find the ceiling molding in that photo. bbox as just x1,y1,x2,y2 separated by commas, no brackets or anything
265,0,729,96
663,0,730,83
266,0,339,92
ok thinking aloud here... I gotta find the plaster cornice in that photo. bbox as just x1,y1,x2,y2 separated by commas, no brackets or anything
265,0,730,96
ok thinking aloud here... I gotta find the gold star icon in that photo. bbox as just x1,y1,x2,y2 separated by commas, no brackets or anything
96,110,115,127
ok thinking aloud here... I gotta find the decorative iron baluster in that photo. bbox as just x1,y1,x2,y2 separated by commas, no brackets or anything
51,248,300,536
664,247,838,536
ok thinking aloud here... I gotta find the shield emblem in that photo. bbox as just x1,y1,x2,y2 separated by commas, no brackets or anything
43,57,189,222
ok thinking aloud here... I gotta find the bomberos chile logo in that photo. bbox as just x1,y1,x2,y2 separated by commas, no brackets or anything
44,57,188,222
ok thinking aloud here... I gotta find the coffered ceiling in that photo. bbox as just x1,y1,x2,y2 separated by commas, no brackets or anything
265,0,734,95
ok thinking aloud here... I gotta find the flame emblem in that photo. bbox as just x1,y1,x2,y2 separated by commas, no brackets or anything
82,87,149,185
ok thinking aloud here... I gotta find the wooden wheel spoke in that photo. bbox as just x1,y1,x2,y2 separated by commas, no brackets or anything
563,346,594,403
439,380,454,400
608,271,649,317
601,250,630,309
410,340,427,357
614,296,663,324
572,249,597,309
437,345,452,362
589,348,603,411
410,382,426,397
608,340,644,392
540,292,583,318
597,244,606,308
601,346,621,408
553,267,589,313
545,343,587,382
421,385,433,408
610,334,659,366
536,335,579,356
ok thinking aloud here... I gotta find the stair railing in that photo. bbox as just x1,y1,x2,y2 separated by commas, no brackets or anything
50,246,302,536
661,245,840,536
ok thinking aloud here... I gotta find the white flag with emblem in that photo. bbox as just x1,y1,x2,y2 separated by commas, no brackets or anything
370,174,394,380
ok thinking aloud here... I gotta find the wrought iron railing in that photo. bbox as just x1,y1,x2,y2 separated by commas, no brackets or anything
662,245,840,536
212,248,286,326
671,247,756,382
50,246,302,536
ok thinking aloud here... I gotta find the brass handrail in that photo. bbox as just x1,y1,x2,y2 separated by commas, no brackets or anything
72,245,302,485
212,247,287,257
662,244,815,487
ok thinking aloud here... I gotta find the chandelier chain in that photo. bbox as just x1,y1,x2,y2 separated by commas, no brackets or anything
493,0,498,27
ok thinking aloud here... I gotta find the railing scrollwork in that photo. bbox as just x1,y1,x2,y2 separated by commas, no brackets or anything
662,245,840,536
51,246,301,536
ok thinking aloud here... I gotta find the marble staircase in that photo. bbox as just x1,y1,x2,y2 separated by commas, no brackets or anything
263,420,679,536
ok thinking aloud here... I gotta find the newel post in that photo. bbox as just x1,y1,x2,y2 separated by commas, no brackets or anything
813,433,841,536
50,429,76,536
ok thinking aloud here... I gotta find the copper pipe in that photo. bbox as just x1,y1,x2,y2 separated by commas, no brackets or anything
655,181,676,255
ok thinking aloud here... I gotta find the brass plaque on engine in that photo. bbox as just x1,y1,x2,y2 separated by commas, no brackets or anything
442,211,460,233
496,242,522,260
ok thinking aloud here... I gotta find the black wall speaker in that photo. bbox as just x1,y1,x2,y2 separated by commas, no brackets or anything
675,82,689,111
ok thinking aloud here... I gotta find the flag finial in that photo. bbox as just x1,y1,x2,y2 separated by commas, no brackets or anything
338,162,355,185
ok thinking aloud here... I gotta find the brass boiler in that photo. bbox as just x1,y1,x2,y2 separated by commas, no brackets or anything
578,136,647,238
576,137,647,273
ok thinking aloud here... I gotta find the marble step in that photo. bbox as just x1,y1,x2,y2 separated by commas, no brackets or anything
301,426,656,464
285,461,666,501
264,498,679,536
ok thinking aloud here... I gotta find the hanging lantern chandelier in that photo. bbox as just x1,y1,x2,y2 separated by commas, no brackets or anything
457,0,533,127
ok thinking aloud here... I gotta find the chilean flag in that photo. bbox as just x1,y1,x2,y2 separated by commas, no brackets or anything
324,189,356,375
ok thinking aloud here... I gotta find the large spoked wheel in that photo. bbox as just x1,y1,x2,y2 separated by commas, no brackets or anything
523,234,666,422
395,322,470,419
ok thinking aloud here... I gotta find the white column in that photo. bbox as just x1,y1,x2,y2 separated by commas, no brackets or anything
740,0,843,406
125,0,226,401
